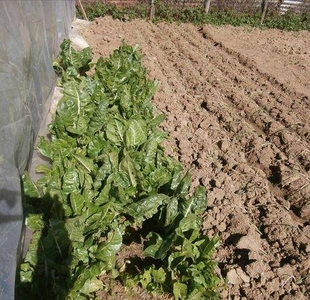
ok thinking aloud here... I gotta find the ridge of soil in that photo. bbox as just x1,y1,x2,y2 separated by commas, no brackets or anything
80,17,310,299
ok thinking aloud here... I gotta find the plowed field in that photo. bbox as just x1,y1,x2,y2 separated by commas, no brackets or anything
80,17,310,299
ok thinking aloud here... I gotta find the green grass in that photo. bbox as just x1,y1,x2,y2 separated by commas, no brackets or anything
77,1,310,31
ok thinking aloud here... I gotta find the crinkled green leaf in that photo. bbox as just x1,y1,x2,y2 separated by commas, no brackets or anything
22,172,41,198
19,263,34,283
144,232,175,260
175,171,192,198
125,194,170,226
26,214,45,231
35,163,51,174
152,267,167,284
92,227,122,266
37,136,53,159
62,168,80,195
149,168,171,189
73,154,95,173
173,282,188,300
55,39,92,79
143,232,163,258
149,114,165,128
125,118,147,148
70,192,85,216
106,117,125,145
181,185,206,217
56,81,92,135
119,154,137,187
165,196,179,226
65,216,85,243
179,214,200,233
80,278,104,295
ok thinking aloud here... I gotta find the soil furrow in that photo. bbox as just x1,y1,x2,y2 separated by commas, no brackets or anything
81,17,310,300
157,24,310,200
149,23,310,200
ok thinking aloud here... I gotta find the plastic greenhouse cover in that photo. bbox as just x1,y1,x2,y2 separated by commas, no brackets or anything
0,1,75,298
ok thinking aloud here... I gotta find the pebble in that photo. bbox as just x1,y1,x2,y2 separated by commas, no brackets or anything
227,268,243,285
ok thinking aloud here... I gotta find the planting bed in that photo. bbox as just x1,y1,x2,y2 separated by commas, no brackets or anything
80,17,310,299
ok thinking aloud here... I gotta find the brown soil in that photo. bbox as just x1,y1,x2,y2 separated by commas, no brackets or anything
80,17,310,299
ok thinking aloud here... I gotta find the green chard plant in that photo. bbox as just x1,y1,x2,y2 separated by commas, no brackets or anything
17,40,220,300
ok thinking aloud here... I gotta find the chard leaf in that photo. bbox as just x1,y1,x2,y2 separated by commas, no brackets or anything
37,136,53,159
22,172,41,198
57,81,91,135
196,236,220,258
143,232,175,260
65,216,85,243
175,171,191,198
170,164,184,191
35,164,51,174
179,214,200,233
125,194,170,226
72,243,89,264
70,262,105,296
92,227,122,265
165,197,179,226
19,262,34,283
87,133,106,158
106,118,125,145
43,219,70,259
149,114,165,128
70,192,85,215
79,278,104,295
119,154,137,187
173,282,188,300
152,267,167,284
26,214,45,231
181,185,207,217
73,154,95,173
56,39,92,73
143,232,163,258
62,168,80,196
149,168,171,189
125,118,147,148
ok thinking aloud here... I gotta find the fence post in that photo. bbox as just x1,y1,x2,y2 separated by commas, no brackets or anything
204,0,211,13
77,0,89,21
261,0,269,24
150,0,155,20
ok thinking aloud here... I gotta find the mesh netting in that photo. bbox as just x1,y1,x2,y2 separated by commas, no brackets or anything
0,1,75,298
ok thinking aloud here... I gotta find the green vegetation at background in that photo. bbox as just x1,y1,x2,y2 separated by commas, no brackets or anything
17,40,220,299
77,1,310,31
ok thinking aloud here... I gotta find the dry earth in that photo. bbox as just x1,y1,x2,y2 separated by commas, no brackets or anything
79,17,310,299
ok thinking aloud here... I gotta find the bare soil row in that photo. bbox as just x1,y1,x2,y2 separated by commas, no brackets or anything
81,17,310,299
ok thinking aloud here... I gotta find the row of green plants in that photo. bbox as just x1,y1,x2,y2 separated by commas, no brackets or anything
17,40,220,299
77,1,310,31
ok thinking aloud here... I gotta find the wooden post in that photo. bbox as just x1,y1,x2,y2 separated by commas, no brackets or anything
261,0,269,24
150,0,155,20
77,0,89,21
204,0,211,13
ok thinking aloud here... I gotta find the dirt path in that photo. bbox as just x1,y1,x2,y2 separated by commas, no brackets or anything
81,17,310,299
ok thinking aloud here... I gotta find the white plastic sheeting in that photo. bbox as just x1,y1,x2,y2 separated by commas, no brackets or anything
0,1,75,299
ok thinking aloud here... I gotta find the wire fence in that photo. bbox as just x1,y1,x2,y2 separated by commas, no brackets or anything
79,0,310,24
91,0,310,14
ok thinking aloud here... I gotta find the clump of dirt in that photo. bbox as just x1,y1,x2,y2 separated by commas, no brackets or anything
80,17,310,299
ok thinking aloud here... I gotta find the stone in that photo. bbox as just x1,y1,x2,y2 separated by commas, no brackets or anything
236,268,251,283
227,269,243,285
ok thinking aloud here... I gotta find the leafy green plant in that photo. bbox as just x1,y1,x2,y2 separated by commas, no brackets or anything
17,40,220,299
77,0,310,31
76,2,148,21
